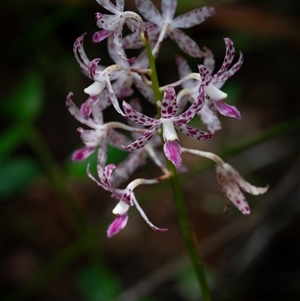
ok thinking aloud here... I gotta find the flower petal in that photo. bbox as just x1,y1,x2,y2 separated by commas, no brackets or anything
122,124,160,151
92,29,112,43
161,86,178,118
122,101,157,125
76,127,101,145
133,77,155,104
72,146,95,162
214,100,241,119
131,194,168,233
231,168,269,196
164,140,182,168
96,0,121,14
161,0,177,22
175,84,205,123
116,0,125,11
107,214,129,238
213,51,244,87
175,123,213,140
95,13,120,29
203,47,215,75
213,38,236,79
66,92,97,128
172,6,216,28
107,35,127,66
113,16,136,63
175,55,194,89
135,0,163,25
168,27,204,58
216,164,251,215
110,149,147,187
197,102,221,132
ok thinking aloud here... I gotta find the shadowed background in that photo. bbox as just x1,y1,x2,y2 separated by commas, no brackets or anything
0,0,299,300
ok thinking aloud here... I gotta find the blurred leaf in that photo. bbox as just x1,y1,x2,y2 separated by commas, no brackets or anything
2,72,43,122
78,265,121,301
0,126,24,159
0,156,40,200
67,145,129,179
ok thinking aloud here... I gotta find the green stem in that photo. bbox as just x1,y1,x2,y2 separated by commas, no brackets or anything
143,31,162,116
143,30,211,300
167,162,212,301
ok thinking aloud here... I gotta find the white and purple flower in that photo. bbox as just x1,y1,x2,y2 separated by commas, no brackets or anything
122,86,212,168
87,164,169,237
198,38,244,120
129,0,215,57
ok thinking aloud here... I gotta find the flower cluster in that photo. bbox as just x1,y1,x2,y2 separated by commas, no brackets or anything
67,0,268,237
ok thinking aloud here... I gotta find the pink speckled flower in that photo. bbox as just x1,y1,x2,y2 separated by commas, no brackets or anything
132,0,215,57
175,54,221,132
106,36,154,103
87,164,168,237
73,33,129,117
66,92,144,179
122,86,212,168
93,0,146,62
216,163,268,215
182,148,268,215
198,38,244,120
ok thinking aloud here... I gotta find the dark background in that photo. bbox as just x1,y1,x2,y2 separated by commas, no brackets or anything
0,0,299,300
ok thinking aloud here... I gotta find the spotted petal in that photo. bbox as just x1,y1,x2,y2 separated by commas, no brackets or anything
213,52,244,88
161,0,177,22
172,6,216,28
161,87,178,118
175,123,213,140
174,85,205,123
66,92,97,128
95,13,120,29
212,38,236,79
123,101,157,126
197,102,221,132
203,47,215,75
216,164,251,215
96,0,121,14
175,55,194,89
113,16,136,63
169,27,204,58
232,167,269,196
122,123,161,151
135,0,163,25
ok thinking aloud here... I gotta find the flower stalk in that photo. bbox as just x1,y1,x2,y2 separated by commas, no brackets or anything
67,0,269,297
143,28,212,299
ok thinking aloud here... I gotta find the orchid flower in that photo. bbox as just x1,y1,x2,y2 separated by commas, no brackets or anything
182,148,269,215
107,36,155,103
175,55,221,132
93,0,146,62
87,163,169,237
74,33,129,117
129,0,215,57
66,92,145,178
122,86,212,168
198,38,244,120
